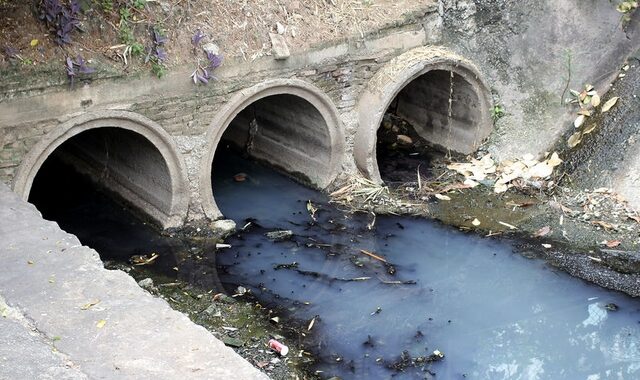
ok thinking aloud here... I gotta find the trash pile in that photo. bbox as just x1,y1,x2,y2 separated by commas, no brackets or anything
446,152,563,194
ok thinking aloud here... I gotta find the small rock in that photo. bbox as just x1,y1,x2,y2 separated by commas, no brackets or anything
397,135,413,145
221,336,244,348
137,278,154,290
269,33,290,60
276,22,285,35
203,304,221,316
210,219,236,237
202,42,219,56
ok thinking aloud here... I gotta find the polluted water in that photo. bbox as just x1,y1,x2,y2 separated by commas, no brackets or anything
29,150,640,379
213,150,640,379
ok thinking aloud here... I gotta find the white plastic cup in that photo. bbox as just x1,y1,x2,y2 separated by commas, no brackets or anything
268,339,289,356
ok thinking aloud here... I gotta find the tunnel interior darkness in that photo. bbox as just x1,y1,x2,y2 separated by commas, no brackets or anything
29,127,173,228
211,94,332,214
376,70,483,183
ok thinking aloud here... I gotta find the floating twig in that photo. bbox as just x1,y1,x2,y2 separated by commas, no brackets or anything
359,249,387,263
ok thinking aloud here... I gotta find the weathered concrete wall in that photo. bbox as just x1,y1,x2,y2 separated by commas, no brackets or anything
53,128,174,223
396,69,484,153
224,94,332,187
437,0,640,160
1,0,638,226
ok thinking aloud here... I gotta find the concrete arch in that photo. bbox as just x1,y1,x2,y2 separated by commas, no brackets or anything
13,110,189,229
199,79,345,220
354,46,493,183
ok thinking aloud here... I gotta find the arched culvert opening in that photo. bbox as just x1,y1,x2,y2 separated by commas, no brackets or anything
354,47,493,184
13,112,189,229
200,79,344,220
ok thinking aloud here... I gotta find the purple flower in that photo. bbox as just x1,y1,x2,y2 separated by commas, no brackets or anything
153,30,168,45
206,52,223,69
192,29,205,46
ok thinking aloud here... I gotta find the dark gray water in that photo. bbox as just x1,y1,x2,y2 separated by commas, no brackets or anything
212,150,640,380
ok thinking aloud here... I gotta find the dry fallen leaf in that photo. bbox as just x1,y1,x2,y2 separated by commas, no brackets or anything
627,214,640,223
546,152,562,167
583,123,597,134
528,162,554,178
574,114,586,128
81,300,101,310
533,226,552,237
434,194,451,201
591,220,615,231
601,97,619,113
567,131,583,148
463,178,480,187
605,240,621,248
590,93,601,107
494,182,509,193
96,319,107,329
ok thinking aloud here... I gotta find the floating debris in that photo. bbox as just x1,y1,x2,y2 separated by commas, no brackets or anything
605,303,619,311
307,200,318,222
274,262,299,270
233,173,247,182
265,230,293,241
129,253,159,266
307,316,317,331
359,249,388,263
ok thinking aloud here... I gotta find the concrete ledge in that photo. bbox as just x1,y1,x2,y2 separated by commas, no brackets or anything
0,183,269,379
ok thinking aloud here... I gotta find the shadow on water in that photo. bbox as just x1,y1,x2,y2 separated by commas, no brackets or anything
213,147,640,379
29,148,640,380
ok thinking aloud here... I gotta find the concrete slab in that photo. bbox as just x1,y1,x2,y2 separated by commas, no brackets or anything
0,296,87,380
0,183,269,380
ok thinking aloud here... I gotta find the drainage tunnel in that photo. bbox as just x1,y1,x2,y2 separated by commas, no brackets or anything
26,125,196,276
216,95,331,184
28,127,172,225
201,80,344,221
354,47,493,184
376,69,486,182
